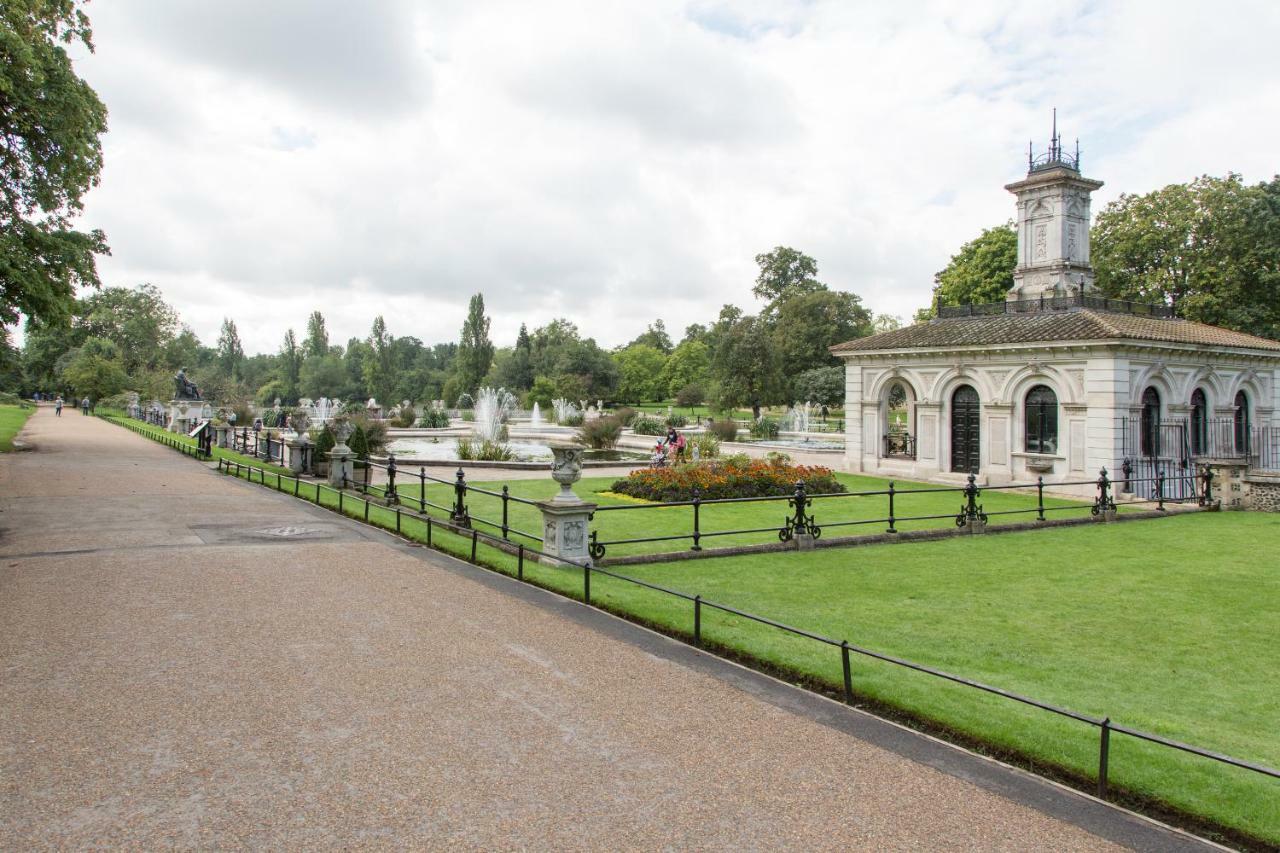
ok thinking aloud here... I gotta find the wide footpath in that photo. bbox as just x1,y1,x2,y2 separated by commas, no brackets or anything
0,408,1213,849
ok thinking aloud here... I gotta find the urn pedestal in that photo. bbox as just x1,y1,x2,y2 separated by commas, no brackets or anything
167,399,212,434
538,443,596,566
285,435,311,474
327,420,355,487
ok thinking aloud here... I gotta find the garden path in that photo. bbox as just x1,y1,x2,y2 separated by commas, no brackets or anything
0,408,1208,849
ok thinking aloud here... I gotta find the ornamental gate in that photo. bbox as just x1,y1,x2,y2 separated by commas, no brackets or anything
1122,419,1199,502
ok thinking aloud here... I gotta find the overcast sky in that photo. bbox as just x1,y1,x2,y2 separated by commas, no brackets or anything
54,0,1280,354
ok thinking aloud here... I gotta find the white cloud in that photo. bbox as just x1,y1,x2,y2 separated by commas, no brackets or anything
60,0,1280,353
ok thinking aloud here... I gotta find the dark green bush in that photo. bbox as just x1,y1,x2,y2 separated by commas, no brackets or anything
632,415,664,435
665,413,688,428
418,409,450,429
578,415,622,449
709,419,739,442
749,417,780,439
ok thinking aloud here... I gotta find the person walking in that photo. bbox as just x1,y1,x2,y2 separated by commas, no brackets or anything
54,395,63,417
80,397,90,416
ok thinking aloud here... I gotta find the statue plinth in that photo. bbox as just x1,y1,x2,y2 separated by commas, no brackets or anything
168,399,212,434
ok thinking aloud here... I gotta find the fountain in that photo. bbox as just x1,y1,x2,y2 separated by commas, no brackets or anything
552,397,580,425
530,401,543,428
782,401,815,435
473,387,517,442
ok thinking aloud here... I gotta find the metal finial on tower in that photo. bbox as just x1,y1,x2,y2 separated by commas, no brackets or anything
1028,109,1079,173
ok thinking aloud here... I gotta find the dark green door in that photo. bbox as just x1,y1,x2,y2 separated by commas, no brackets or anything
950,385,980,474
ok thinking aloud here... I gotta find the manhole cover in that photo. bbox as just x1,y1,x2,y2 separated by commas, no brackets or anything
255,525,316,538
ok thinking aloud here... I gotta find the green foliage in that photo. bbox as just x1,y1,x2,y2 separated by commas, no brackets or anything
631,414,664,435
753,246,825,312
391,406,416,428
664,413,687,428
76,284,180,375
626,319,673,353
528,319,618,400
1093,174,1280,339
712,314,780,414
708,419,740,442
690,432,720,459
454,293,494,396
614,343,667,402
772,288,872,373
455,437,514,461
256,378,287,406
304,310,329,358
578,414,623,449
299,354,346,399
660,339,710,397
315,423,335,456
362,315,394,407
0,0,110,326
279,328,301,403
418,408,450,429
60,336,126,401
932,222,1018,309
613,406,637,426
216,318,244,380
675,383,705,409
525,375,557,409
348,424,369,460
749,417,780,439
793,366,845,408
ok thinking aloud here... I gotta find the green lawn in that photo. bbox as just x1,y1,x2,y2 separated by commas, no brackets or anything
109,414,1278,842
394,472,1088,559
0,403,35,451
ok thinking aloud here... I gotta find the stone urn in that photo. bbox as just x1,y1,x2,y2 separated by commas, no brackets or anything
549,443,585,504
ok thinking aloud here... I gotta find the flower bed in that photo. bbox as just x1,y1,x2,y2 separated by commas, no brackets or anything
609,457,846,502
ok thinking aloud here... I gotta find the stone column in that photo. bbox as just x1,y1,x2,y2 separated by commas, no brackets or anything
285,433,310,474
537,444,597,566
214,424,230,448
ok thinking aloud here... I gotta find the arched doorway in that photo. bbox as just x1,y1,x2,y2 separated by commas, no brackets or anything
1190,388,1207,456
883,380,916,458
1234,390,1250,454
950,385,980,474
1140,387,1160,457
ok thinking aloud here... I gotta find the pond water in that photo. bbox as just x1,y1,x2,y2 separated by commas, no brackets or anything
386,437,647,463
739,438,846,451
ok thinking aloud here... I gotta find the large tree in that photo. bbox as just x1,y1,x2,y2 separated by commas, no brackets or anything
216,318,244,380
60,336,126,401
1093,174,1280,339
753,246,826,314
614,343,667,402
772,288,872,377
1,1,110,325
712,314,781,418
930,222,1018,312
627,319,673,354
659,338,710,398
76,284,179,375
279,328,301,403
303,310,329,358
362,315,395,406
454,293,494,395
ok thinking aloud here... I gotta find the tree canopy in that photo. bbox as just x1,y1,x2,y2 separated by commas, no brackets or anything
930,222,1017,311
454,293,494,395
1,0,109,325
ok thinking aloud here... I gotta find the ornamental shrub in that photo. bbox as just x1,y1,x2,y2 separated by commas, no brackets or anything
348,425,370,460
708,419,739,442
610,457,845,502
578,415,622,449
418,409,450,429
749,417,780,439
631,414,664,435
690,432,720,459
315,424,336,456
614,406,637,426
665,413,688,428
456,437,514,461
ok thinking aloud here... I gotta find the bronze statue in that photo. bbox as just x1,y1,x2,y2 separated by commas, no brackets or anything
174,368,201,401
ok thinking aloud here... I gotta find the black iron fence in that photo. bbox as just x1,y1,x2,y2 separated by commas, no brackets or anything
100,415,211,460
938,293,1175,319
586,467,1213,560
97,413,1279,827
229,427,286,466
199,453,1277,825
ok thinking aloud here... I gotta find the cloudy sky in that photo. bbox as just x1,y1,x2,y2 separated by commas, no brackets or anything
58,0,1280,354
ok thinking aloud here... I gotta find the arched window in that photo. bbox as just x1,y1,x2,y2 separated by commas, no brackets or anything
1024,385,1058,453
1140,387,1161,457
1190,388,1207,456
1234,390,1250,454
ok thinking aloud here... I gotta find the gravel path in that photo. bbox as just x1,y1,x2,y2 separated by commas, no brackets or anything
0,409,1181,849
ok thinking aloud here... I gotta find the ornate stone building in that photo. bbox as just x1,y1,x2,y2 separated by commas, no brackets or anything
833,131,1280,496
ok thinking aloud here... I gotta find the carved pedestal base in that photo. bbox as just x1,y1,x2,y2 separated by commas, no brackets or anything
167,399,212,434
327,447,353,488
285,437,310,474
537,499,598,567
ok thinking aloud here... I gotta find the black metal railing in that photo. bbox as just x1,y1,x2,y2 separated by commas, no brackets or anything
937,293,1174,320
586,468,1213,560
98,415,212,460
200,453,1276,824
229,427,287,466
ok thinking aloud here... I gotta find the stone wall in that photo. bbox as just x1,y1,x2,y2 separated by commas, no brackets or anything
1244,473,1280,512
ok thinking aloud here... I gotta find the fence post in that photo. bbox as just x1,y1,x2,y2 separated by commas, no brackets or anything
517,544,524,580
1156,470,1166,511
386,454,399,506
338,490,344,514
419,467,427,510
841,641,853,703
1092,467,1115,519
364,498,370,522
427,515,433,546
452,467,471,528
1098,717,1111,798
396,507,401,533
583,562,591,604
886,482,896,533
694,595,702,645
1036,476,1045,521
1200,465,1214,507
471,529,478,562
691,490,702,551
501,485,510,539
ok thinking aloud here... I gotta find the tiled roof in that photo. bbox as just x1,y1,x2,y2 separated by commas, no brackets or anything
830,309,1280,353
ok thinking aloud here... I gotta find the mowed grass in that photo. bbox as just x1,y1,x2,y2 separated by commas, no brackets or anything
396,471,1090,558
0,404,35,451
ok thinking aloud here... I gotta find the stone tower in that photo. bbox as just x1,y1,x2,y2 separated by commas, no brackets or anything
1004,114,1104,300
